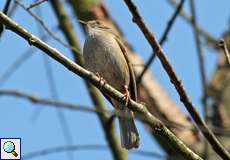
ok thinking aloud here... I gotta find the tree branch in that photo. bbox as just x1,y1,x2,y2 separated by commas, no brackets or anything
26,0,48,10
123,0,230,160
189,0,209,159
23,144,165,160
2,88,230,137
0,89,110,114
166,0,218,48
0,0,12,37
0,11,202,160
136,0,185,85
15,0,75,52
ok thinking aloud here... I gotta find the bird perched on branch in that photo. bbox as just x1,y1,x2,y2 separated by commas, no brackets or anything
82,20,139,149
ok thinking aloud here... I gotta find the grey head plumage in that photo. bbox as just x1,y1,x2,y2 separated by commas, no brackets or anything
79,20,114,35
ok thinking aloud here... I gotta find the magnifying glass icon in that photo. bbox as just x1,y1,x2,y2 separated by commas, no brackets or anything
3,141,18,157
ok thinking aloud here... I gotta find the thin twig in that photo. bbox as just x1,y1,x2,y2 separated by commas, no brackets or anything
189,0,209,159
43,56,75,160
0,26,59,87
23,144,165,160
1,88,230,136
0,12,202,160
166,0,218,48
219,39,230,65
34,8,74,160
136,0,185,85
3,0,12,14
42,41,74,160
23,145,108,160
0,0,12,37
15,0,81,56
27,0,48,10
0,89,112,115
189,0,207,118
123,0,230,160
0,50,33,86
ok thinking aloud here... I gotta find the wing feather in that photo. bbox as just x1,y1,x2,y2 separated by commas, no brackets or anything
115,37,137,101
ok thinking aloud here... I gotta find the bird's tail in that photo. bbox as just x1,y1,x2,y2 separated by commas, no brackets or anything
118,108,139,149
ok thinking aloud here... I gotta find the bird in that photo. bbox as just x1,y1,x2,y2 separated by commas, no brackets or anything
82,20,139,149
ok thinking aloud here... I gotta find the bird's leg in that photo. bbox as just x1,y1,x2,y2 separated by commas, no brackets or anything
122,85,130,106
96,72,106,89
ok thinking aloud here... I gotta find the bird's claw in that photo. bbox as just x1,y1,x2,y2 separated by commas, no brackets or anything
96,72,106,89
122,85,130,107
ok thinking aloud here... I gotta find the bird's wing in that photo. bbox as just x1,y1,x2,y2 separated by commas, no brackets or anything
115,37,137,101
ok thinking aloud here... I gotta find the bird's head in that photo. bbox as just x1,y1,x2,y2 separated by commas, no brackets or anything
79,20,111,35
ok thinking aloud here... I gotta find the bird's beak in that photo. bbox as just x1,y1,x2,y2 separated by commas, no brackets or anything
79,20,91,35
79,20,87,25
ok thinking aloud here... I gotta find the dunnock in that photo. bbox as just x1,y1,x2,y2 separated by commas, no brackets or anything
82,20,139,149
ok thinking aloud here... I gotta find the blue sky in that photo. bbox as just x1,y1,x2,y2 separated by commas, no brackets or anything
0,0,230,160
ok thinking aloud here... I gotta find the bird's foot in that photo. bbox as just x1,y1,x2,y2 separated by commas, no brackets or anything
96,72,106,89
122,85,130,107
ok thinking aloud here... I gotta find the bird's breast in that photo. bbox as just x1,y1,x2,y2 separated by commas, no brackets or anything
83,33,130,91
